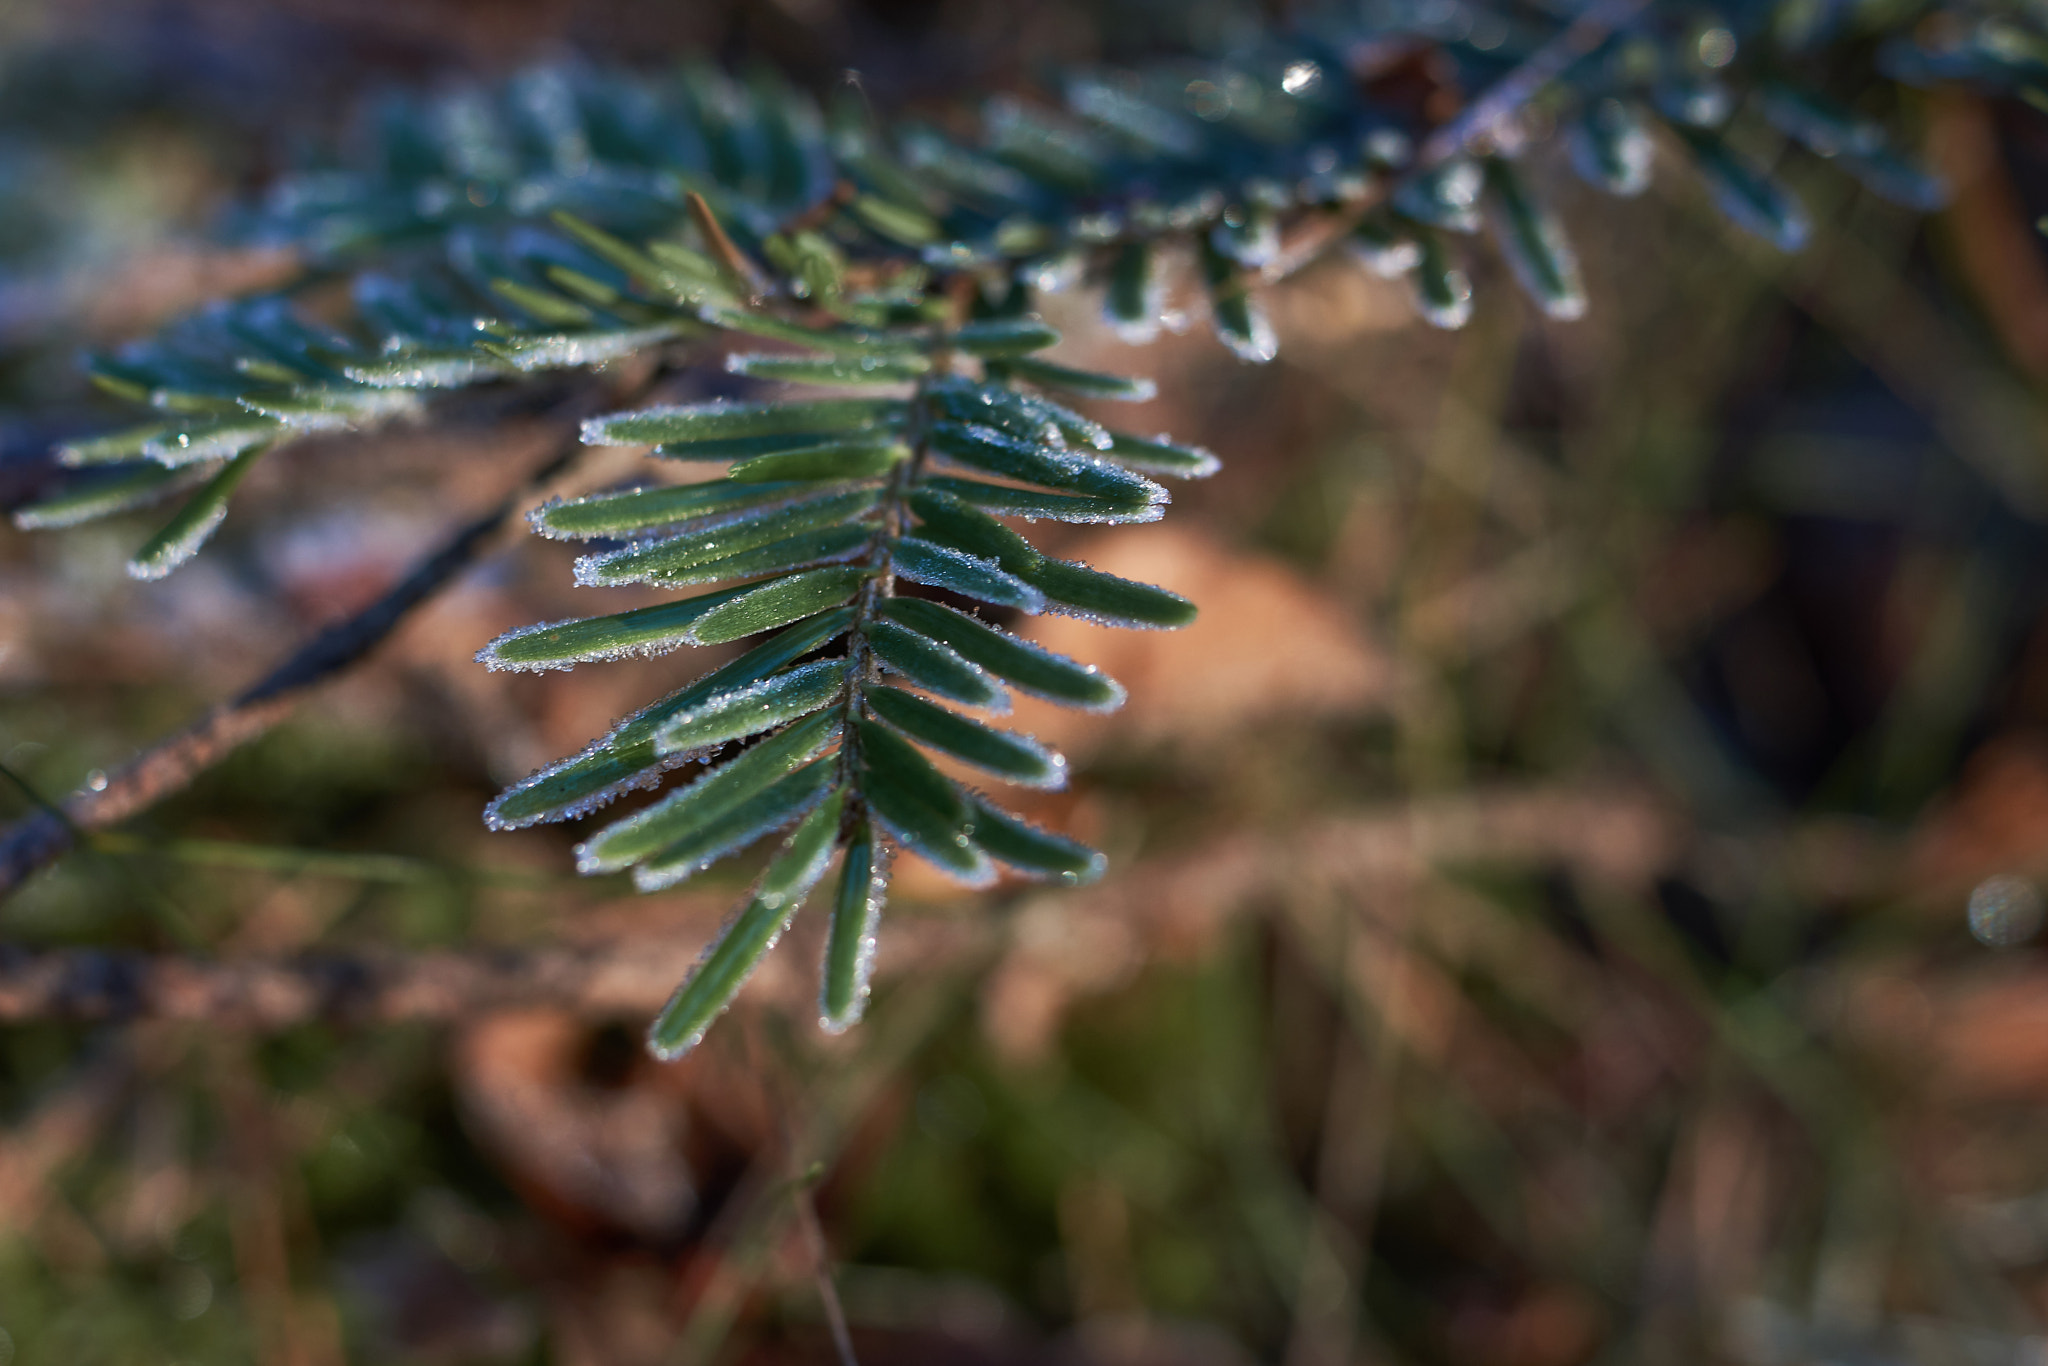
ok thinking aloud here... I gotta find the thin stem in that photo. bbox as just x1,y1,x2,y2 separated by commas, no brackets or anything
0,761,79,836
794,1173,860,1366
0,781,1702,1025
83,831,599,888
835,365,937,818
0,376,654,902
0,760,206,946
1418,0,1654,165
711,1018,863,1366
755,1016,862,1366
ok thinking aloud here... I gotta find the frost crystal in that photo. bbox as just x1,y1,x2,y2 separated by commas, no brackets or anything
127,503,232,581
631,788,833,891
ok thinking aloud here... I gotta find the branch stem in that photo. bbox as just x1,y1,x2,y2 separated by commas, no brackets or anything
1419,0,1652,165
0,380,651,901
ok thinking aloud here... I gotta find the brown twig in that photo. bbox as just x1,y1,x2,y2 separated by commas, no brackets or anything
0,1045,132,1231
792,1174,860,1366
0,935,696,1027
687,191,772,301
753,1019,861,1366
0,382,648,901
1418,0,1654,166
1280,899,1402,1366
212,1039,347,1366
0,777,1925,1028
0,785,1697,1027
1263,0,1648,290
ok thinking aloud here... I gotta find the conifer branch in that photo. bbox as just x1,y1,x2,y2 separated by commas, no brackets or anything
5,2,2022,1053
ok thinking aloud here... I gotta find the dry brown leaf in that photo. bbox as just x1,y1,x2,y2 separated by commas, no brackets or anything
1009,522,1395,760
452,1011,699,1242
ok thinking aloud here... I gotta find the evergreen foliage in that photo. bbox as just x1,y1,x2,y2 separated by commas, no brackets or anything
11,0,2036,1056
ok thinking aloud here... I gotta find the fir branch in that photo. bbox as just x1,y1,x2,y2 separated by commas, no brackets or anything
19,4,1987,575
8,1,2028,1054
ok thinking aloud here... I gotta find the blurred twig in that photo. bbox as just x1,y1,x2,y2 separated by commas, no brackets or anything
0,934,698,1027
1927,92,2048,384
1766,191,2048,519
1267,0,1652,285
0,376,652,901
756,1019,861,1366
0,1045,131,1232
1419,0,1654,164
668,985,964,1364
1280,895,1399,1366
0,783,1691,1027
210,1041,346,1366
86,831,599,888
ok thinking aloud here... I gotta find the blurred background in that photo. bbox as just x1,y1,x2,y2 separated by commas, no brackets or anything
8,1,2048,1363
